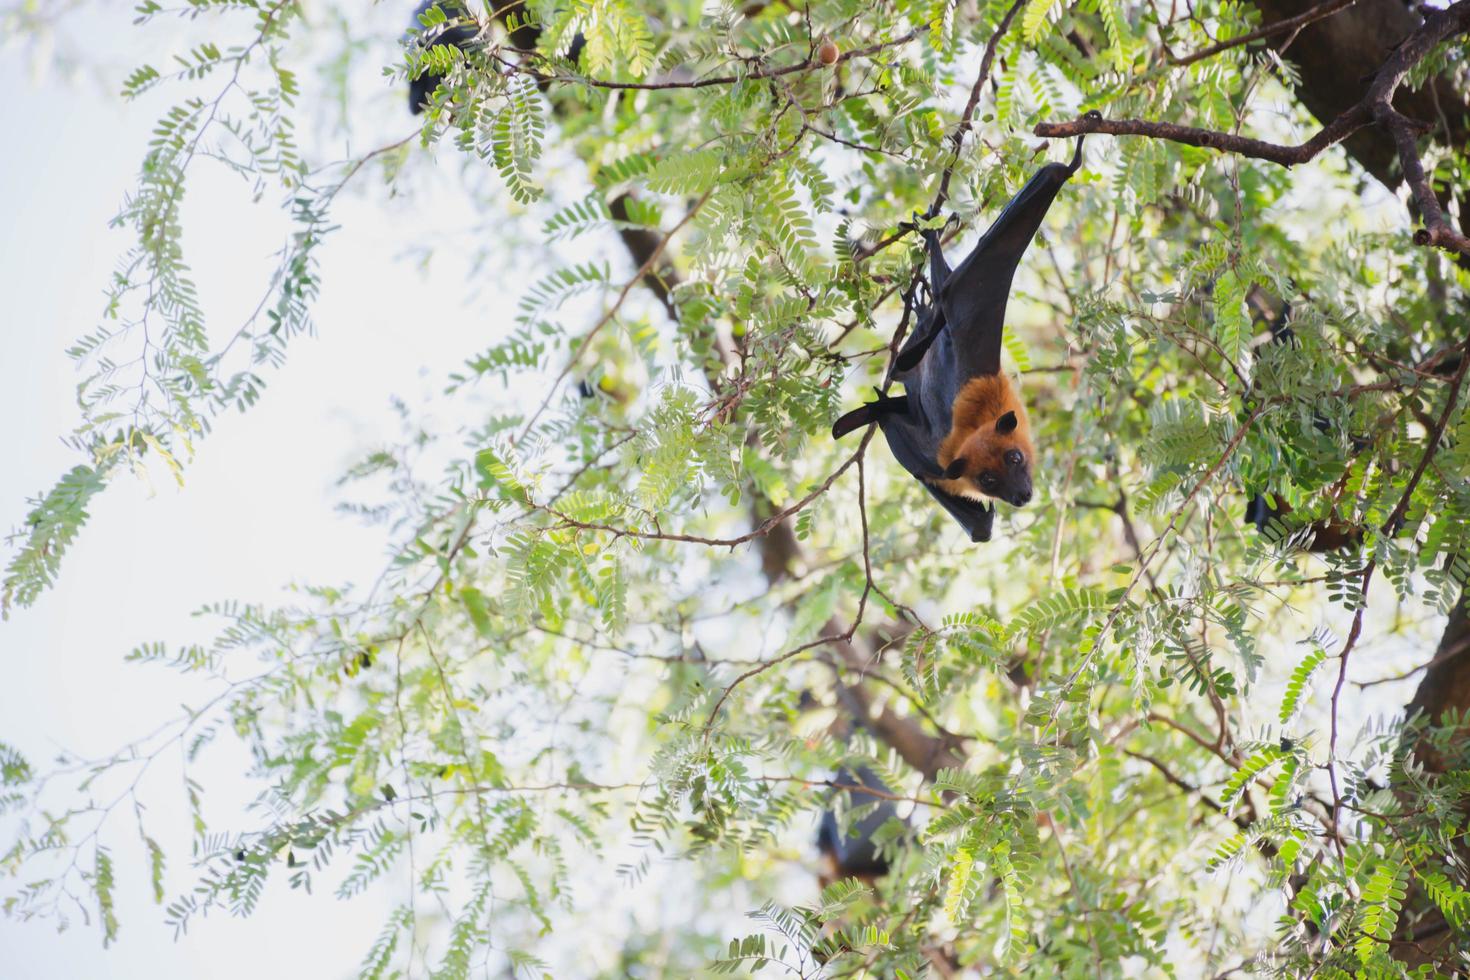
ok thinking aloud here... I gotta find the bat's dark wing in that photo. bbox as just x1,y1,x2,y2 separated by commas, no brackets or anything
831,394,994,542
921,484,995,542
831,394,909,439
895,142,1084,375
878,410,996,542
831,138,1082,543
891,246,951,373
832,393,941,481
936,151,1083,378
816,766,903,877
875,408,940,479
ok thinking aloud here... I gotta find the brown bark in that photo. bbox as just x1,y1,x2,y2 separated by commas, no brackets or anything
1251,0,1470,261
1405,602,1470,770
1391,604,1470,965
1249,0,1470,190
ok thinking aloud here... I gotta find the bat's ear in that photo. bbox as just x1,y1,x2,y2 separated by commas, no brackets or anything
995,411,1018,434
943,458,968,480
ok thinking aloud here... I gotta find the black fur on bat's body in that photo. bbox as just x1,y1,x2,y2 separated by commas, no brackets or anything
406,1,481,115
816,764,904,887
831,140,1085,542
406,1,585,114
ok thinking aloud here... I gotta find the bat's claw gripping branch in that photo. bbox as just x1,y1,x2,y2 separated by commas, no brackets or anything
1065,110,1099,172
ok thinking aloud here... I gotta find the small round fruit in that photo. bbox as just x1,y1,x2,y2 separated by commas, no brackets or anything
817,39,839,65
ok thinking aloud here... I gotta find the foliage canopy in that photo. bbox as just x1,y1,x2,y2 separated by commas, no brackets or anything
3,0,1470,976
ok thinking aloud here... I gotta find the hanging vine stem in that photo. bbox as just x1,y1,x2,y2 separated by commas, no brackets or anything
1325,563,1374,872
700,435,883,730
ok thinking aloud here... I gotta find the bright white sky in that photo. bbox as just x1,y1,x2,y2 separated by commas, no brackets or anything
0,9,770,976
0,5,1452,978
0,9,519,975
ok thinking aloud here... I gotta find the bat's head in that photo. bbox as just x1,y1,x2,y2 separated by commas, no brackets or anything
941,408,1035,507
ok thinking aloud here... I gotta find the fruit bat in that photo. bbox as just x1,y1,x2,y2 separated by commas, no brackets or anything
816,765,904,887
831,142,1085,542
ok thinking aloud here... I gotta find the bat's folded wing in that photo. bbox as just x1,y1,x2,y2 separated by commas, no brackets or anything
877,411,996,543
892,247,949,374
876,410,941,480
922,484,995,543
934,156,1081,378
831,394,909,439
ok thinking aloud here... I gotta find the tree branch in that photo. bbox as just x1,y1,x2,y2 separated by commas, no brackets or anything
1169,0,1359,68
1035,0,1470,257
1033,105,1370,166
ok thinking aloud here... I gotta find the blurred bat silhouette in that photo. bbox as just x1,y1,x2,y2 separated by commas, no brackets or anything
831,141,1085,542
1243,301,1366,552
816,764,904,888
406,1,587,114
406,1,479,115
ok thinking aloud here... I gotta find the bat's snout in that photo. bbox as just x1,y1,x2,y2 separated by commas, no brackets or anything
1009,488,1032,507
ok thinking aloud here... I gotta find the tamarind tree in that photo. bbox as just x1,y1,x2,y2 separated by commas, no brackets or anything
3,0,1469,975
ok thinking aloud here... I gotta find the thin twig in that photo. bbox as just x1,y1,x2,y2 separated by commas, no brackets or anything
1169,0,1359,67
1383,346,1470,539
539,425,877,550
515,190,713,444
522,29,923,91
1326,565,1374,871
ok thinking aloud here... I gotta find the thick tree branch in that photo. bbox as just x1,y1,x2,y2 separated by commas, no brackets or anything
1390,601,1470,966
1384,110,1470,255
1249,0,1469,189
1035,0,1470,256
1033,107,1369,166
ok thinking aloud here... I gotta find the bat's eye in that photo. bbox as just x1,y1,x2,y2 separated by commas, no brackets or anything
1005,450,1024,466
979,473,999,490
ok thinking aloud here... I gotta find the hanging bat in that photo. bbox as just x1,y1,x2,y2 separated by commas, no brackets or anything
816,765,903,888
831,141,1086,542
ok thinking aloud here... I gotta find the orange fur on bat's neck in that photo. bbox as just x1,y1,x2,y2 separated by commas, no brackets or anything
928,374,1033,500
